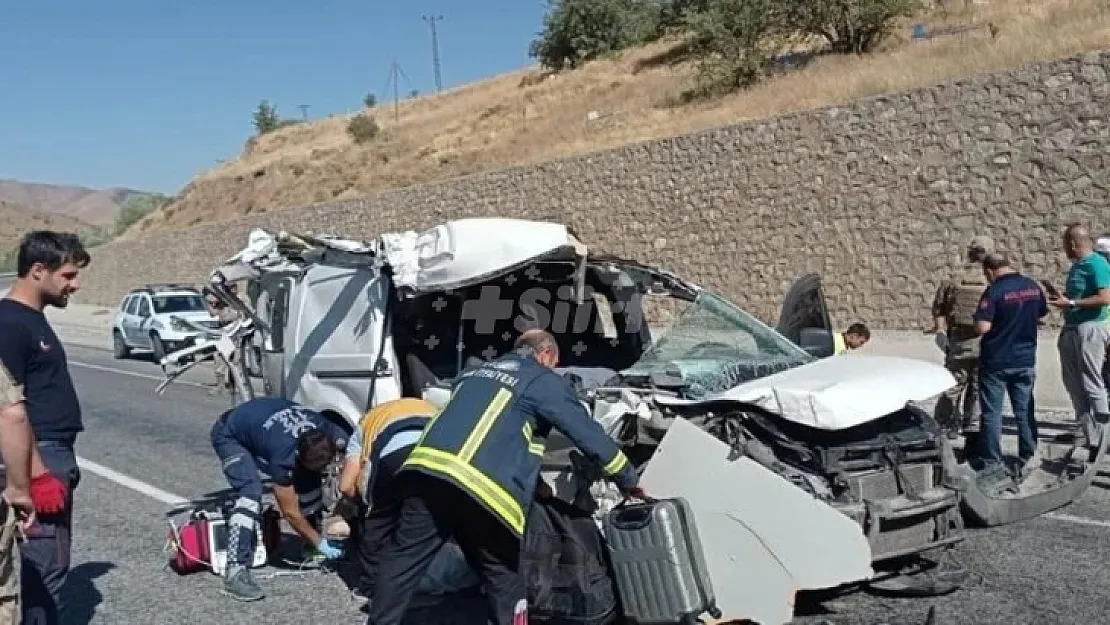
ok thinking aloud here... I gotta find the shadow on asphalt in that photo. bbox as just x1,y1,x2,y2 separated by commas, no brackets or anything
65,561,115,624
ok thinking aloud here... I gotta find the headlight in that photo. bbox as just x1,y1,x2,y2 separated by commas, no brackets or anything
170,317,191,332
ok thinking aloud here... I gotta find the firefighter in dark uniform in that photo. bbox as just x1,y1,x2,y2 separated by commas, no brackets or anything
364,329,641,625
930,235,993,442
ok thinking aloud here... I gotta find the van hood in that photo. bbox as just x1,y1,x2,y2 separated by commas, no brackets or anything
654,355,956,430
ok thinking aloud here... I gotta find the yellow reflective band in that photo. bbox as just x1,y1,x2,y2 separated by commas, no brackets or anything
403,446,525,535
601,451,629,476
522,423,545,456
458,388,512,463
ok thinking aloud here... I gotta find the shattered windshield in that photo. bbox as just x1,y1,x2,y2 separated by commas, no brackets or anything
624,291,815,397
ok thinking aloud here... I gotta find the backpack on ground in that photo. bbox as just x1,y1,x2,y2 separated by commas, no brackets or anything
521,495,621,625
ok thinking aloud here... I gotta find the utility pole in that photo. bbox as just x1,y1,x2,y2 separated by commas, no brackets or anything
382,58,416,123
423,14,443,93
297,104,310,121
384,58,401,123
392,59,400,122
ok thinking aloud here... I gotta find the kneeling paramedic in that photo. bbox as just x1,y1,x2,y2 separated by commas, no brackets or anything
209,396,348,602
338,397,438,593
365,329,642,625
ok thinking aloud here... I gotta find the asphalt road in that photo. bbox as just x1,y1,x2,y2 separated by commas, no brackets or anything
58,341,1110,625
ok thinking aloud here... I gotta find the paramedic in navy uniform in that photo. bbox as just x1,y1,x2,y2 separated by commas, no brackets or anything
0,231,90,625
209,396,348,601
365,328,642,625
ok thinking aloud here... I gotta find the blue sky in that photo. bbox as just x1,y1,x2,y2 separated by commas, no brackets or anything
0,0,549,195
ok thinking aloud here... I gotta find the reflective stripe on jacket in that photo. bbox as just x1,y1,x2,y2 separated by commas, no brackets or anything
833,333,847,355
401,352,638,537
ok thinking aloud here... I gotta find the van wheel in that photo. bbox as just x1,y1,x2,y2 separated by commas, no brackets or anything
113,331,130,360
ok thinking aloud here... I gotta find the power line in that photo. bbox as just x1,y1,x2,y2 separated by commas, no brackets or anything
423,15,443,93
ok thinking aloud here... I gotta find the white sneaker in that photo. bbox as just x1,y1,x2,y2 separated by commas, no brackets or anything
1019,450,1041,480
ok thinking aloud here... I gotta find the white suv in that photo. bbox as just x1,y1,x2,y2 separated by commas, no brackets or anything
111,284,222,362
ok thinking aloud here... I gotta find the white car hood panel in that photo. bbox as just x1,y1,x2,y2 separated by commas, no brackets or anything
655,355,956,430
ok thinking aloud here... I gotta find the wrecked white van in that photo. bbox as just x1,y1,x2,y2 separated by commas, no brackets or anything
170,218,972,621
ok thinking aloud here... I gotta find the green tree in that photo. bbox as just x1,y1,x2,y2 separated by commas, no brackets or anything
252,100,280,135
787,0,922,54
363,93,378,108
529,0,661,71
654,0,710,36
683,0,794,95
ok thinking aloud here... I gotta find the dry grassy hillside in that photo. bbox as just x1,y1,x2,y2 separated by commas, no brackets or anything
0,201,90,253
125,0,1110,238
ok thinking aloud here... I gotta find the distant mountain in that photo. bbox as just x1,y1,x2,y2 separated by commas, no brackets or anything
0,179,156,228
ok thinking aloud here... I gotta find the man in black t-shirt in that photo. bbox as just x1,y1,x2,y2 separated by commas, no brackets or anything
0,230,90,625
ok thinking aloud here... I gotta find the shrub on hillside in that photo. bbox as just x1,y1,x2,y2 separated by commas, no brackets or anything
786,0,923,54
683,0,793,95
347,114,380,143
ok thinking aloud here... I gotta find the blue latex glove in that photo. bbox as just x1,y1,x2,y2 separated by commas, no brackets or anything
316,538,343,559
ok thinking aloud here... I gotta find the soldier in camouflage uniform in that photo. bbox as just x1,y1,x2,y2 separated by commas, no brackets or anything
930,235,994,441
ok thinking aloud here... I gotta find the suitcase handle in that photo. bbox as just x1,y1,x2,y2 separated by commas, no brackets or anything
609,505,653,530
609,493,659,530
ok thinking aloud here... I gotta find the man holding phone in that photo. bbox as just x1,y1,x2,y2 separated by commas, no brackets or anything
1049,224,1110,451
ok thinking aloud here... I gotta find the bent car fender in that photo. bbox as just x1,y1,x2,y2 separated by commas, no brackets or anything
637,417,874,625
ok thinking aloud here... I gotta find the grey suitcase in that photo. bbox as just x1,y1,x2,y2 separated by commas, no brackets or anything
601,496,722,625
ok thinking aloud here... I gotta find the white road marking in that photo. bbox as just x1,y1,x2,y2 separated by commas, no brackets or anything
1043,512,1110,529
77,456,191,507
69,360,207,388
